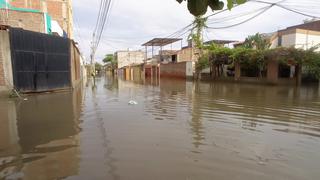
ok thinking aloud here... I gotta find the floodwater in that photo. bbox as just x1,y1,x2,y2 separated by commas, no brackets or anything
1,76,320,180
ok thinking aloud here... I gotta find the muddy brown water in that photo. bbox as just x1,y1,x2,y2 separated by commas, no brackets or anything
1,76,320,180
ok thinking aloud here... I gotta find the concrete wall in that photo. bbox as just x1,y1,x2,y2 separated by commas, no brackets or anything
0,9,46,33
116,50,145,69
282,33,296,47
8,0,73,38
0,100,19,156
270,29,320,51
295,31,320,51
70,41,81,88
270,36,278,49
160,61,194,79
0,30,13,96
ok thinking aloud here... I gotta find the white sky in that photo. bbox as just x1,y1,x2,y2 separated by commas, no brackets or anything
72,0,320,63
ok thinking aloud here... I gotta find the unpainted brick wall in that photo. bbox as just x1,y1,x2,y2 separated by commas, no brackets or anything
9,0,73,38
177,47,200,62
160,62,187,79
10,0,41,10
0,9,45,33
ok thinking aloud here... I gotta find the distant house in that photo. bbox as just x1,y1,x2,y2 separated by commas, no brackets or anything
270,20,320,51
115,50,145,69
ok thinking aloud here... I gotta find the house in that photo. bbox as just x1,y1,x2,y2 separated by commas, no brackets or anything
270,20,320,51
115,50,145,69
0,0,73,38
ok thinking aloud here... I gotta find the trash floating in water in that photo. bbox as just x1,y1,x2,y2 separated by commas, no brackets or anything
23,98,28,101
128,100,138,105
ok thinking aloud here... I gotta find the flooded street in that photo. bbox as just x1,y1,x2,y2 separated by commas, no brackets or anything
1,76,320,180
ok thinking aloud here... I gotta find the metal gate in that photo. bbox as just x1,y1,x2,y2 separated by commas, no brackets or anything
9,28,71,92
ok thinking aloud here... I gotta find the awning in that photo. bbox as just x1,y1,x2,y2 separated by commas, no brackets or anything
142,38,182,46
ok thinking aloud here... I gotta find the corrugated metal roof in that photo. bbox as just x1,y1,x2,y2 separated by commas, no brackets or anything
142,38,182,46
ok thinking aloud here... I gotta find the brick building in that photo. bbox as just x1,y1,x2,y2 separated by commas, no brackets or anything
0,9,47,33
4,0,73,38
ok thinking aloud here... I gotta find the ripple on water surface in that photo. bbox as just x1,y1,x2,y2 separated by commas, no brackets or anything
1,77,320,180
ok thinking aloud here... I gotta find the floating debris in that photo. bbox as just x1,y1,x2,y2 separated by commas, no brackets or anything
128,100,138,105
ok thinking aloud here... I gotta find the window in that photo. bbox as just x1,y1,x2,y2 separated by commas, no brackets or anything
278,36,282,46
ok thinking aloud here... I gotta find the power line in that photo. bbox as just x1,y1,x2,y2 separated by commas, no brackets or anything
90,0,113,63
94,0,320,58
251,0,320,19
206,6,271,25
207,5,273,29
93,0,112,50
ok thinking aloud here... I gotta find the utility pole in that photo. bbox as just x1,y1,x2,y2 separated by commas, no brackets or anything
90,39,96,86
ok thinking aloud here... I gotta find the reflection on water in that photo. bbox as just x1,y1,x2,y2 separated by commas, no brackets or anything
1,76,320,180
0,88,83,180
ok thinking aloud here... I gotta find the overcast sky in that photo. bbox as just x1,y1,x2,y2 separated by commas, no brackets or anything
72,0,319,63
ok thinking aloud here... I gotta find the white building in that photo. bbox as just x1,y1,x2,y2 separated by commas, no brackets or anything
115,50,145,69
270,20,320,51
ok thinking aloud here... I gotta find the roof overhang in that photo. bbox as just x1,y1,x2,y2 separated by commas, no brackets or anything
142,38,182,46
204,40,238,45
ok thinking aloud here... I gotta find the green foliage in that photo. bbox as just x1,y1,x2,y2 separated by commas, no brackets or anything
103,54,114,64
196,54,209,71
304,50,320,79
189,16,208,50
103,54,117,70
176,0,247,16
206,43,233,65
242,33,271,50
206,44,320,79
95,62,103,72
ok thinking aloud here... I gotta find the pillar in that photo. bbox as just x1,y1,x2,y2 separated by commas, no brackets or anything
234,61,241,81
296,64,302,86
267,59,279,85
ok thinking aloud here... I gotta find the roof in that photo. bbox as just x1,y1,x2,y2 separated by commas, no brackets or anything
233,41,245,48
204,40,238,45
142,38,182,46
282,20,320,32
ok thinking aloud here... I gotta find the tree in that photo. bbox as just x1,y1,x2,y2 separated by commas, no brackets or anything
189,16,208,79
103,54,117,75
95,62,103,73
189,16,208,49
103,54,114,64
176,0,247,16
242,33,271,50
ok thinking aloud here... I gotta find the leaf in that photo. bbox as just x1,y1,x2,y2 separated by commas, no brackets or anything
227,0,234,10
187,0,208,16
236,0,247,4
208,0,224,11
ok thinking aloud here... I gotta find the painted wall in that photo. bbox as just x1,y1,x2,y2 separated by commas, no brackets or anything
270,29,320,51
295,32,320,51
116,51,145,69
281,33,296,47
